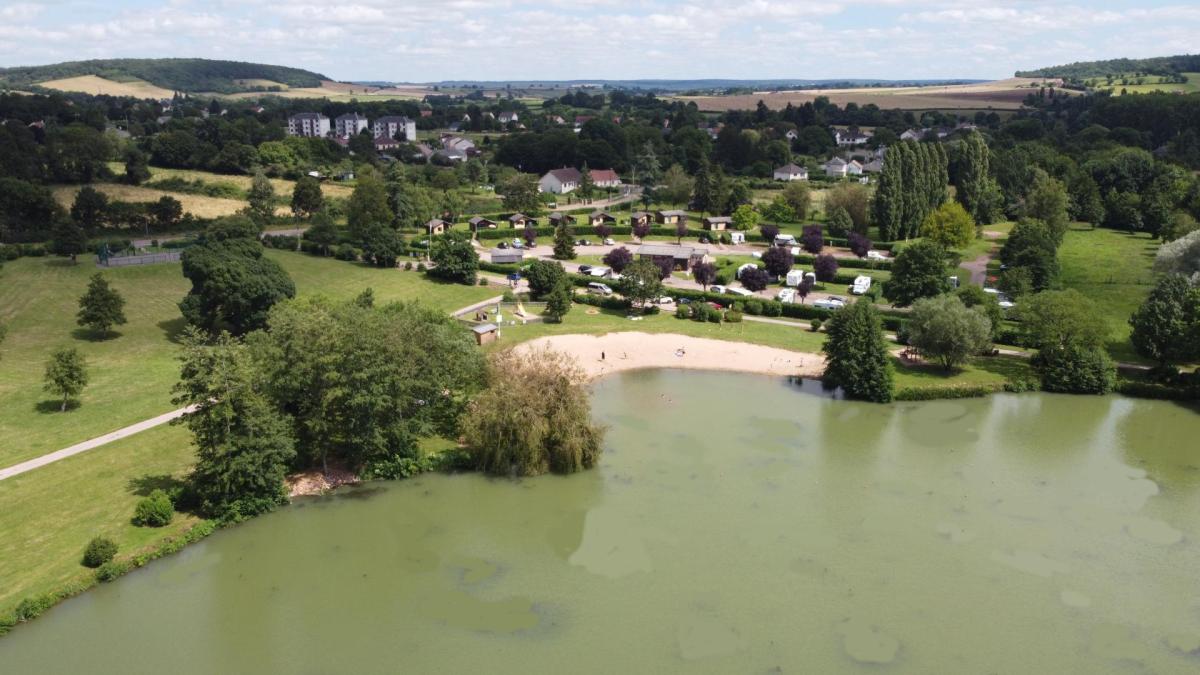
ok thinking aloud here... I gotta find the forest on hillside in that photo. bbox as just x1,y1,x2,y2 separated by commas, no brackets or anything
0,59,327,94
1017,54,1200,80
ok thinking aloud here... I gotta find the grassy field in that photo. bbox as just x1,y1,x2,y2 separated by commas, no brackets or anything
892,354,1033,391
37,75,175,99
1087,73,1199,95
106,163,356,201
0,251,496,469
1057,226,1158,363
0,423,199,616
677,78,1064,112
52,184,262,219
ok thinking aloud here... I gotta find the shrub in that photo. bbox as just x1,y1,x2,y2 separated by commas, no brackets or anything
95,560,132,583
14,596,53,622
706,308,722,323
743,298,763,315
675,305,690,319
416,262,427,272
810,318,823,332
714,270,733,285
478,277,488,285
725,310,743,323
404,261,413,270
132,489,175,527
1034,345,1116,395
82,537,117,568
334,243,358,261
762,302,783,317
502,290,517,302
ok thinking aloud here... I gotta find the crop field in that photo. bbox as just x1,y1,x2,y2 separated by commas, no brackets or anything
219,79,429,101
36,75,175,99
51,184,266,218
110,165,356,201
1089,72,1200,95
677,78,1065,112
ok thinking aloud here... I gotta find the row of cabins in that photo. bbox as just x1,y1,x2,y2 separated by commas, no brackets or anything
491,243,710,271
287,112,417,147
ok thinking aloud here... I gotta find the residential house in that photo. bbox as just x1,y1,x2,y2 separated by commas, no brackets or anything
547,115,566,125
862,158,884,173
374,137,402,151
335,112,368,138
847,160,864,176
636,244,709,272
287,112,330,138
373,115,417,142
702,216,732,231
785,129,799,141
899,128,925,142
834,127,873,146
498,111,519,124
573,115,594,130
433,147,468,163
548,212,577,226
442,135,476,154
823,157,849,177
425,218,448,235
589,168,621,189
539,167,583,194
469,216,498,230
588,211,616,227
655,210,688,225
508,213,537,228
773,163,808,181
630,211,651,228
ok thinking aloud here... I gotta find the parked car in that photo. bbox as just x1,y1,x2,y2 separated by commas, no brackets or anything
774,234,797,247
867,250,888,261
603,237,616,245
710,284,728,294
578,264,593,274
985,288,1016,309
497,241,509,249
725,286,755,298
777,288,796,303
512,241,524,249
587,282,613,296
678,297,693,305
658,296,674,305
576,239,592,246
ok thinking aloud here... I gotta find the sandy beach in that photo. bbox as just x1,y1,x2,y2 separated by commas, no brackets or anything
512,332,825,380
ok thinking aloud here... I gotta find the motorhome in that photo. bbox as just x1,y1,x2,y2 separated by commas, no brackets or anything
851,275,872,295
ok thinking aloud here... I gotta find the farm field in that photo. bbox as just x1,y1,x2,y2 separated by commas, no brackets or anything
1087,73,1200,95
106,164,356,200
1057,226,1158,363
678,78,1063,112
36,75,175,99
218,79,429,101
0,251,496,469
51,184,263,219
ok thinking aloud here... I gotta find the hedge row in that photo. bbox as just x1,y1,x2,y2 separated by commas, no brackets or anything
1115,380,1200,401
894,384,1002,401
792,253,892,270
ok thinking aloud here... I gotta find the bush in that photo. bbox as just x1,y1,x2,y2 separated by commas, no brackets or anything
725,310,743,323
1034,345,1116,395
810,318,823,332
894,384,998,401
334,243,358,261
743,298,764,315
706,308,722,323
478,277,488,285
132,489,175,527
404,261,413,270
416,262,427,272
715,270,733,285
95,560,132,583
762,302,782,317
14,596,53,622
82,537,117,568
675,305,690,319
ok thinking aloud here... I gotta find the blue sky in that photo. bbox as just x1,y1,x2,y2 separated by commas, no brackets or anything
1,1,1197,82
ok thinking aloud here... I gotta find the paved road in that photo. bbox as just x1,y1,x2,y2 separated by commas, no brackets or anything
0,406,197,482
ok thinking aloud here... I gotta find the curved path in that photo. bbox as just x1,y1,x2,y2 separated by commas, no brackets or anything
0,405,195,482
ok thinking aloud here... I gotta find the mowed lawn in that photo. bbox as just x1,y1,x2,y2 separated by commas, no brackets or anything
1057,226,1158,363
0,423,199,616
0,251,496,468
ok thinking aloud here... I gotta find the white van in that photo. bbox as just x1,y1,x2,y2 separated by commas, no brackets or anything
851,275,872,295
587,266,611,278
587,282,613,296
813,297,846,310
774,234,797,247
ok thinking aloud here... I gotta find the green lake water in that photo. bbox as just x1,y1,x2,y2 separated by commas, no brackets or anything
2,370,1199,673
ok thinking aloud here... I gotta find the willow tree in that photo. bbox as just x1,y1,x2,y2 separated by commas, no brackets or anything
463,348,604,476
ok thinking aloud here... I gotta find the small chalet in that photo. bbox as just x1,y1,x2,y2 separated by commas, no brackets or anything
655,210,688,225
425,219,448,235
548,212,577,226
469,216,497,230
472,323,499,346
773,163,808,181
508,213,537,228
498,111,519,124
636,244,709,272
702,216,732,231
630,211,651,228
588,211,616,227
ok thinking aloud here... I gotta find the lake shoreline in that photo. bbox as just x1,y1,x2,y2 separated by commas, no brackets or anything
511,332,826,381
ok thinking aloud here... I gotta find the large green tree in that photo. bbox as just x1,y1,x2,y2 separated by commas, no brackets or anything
1025,170,1070,243
884,240,949,306
999,219,1060,291
553,222,576,260
906,294,992,370
429,230,479,284
498,174,541,215
174,329,295,520
954,131,1002,225
525,259,567,299
347,171,394,241
179,216,296,334
617,259,665,310
1129,274,1200,367
246,170,276,227
1018,289,1109,351
70,186,108,234
44,346,88,411
822,299,894,402
920,201,976,250
290,175,324,218
76,273,127,337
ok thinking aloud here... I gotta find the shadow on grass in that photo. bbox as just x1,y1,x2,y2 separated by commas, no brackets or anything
71,327,122,342
35,399,79,414
127,473,186,497
890,357,963,381
158,317,188,344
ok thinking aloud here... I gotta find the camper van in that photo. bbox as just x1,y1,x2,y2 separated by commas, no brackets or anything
725,286,755,298
850,275,872,295
777,288,796,303
736,263,759,280
774,234,797,247
729,232,746,244
785,270,805,287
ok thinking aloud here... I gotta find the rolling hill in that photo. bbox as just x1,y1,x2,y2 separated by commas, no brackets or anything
0,58,328,95
1016,54,1200,80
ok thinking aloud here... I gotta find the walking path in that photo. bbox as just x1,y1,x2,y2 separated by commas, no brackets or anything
0,406,196,482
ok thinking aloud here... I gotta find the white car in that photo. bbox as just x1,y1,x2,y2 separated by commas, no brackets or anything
813,297,846,310
710,284,728,294
984,287,1015,308
587,282,613,296
777,288,796,303
867,250,888,261
725,286,755,297
603,237,616,245
658,296,674,305
750,251,763,259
